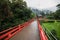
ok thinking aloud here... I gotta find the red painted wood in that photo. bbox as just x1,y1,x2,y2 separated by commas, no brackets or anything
0,18,34,40
37,19,48,40
0,26,17,34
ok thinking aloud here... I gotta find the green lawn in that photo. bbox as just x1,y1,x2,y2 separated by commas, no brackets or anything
42,22,60,40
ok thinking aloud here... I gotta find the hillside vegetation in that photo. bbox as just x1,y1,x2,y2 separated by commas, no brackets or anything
0,0,35,32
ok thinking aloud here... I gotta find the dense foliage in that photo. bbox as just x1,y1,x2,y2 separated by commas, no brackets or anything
0,0,35,32
42,22,60,40
45,4,60,20
54,4,60,19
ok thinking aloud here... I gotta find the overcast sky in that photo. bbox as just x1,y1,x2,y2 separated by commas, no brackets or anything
24,0,60,9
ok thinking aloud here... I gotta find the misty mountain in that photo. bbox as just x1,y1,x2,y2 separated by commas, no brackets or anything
42,6,57,12
31,8,43,15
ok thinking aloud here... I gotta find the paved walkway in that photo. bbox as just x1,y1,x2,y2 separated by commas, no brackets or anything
10,20,40,40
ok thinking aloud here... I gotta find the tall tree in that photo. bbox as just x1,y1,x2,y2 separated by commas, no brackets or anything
0,0,34,31
54,4,60,19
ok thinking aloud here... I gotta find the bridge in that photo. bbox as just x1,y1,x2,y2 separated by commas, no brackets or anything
0,18,48,40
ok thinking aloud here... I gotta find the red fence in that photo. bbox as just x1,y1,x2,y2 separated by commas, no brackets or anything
0,19,34,40
37,18,48,40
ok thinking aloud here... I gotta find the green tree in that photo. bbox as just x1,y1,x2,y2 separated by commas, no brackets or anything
0,0,34,32
54,4,60,19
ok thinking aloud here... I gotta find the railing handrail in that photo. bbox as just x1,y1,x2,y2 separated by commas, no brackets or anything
42,25,52,40
0,18,34,40
0,26,17,34
37,18,48,40
42,25,57,40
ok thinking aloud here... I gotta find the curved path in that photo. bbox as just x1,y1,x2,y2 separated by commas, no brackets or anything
10,20,40,40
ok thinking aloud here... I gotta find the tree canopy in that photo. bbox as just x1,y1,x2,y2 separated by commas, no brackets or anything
0,0,35,32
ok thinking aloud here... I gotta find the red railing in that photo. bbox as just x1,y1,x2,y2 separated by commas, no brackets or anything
0,19,34,40
37,18,48,40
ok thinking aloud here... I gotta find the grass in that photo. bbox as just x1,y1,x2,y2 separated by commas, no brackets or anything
42,22,60,40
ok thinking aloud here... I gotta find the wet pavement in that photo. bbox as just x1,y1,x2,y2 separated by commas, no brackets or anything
10,20,40,40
